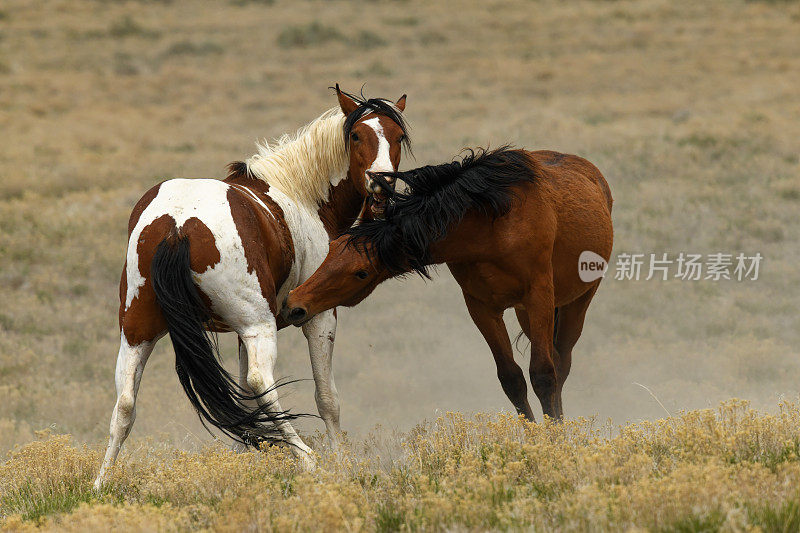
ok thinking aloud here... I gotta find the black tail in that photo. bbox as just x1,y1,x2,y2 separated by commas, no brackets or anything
150,236,297,446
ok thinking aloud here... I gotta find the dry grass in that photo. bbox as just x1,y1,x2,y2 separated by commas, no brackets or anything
1,0,799,528
2,400,800,531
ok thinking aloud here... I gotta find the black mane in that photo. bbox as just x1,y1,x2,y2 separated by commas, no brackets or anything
345,147,536,277
336,87,412,154
226,160,251,180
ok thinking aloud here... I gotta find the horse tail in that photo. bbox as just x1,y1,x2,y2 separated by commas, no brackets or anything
553,307,560,340
150,235,294,446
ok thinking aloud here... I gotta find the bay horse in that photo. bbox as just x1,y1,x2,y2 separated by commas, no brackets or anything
282,147,613,422
93,86,410,489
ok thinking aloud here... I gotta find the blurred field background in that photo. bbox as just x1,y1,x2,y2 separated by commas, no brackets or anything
1,0,799,528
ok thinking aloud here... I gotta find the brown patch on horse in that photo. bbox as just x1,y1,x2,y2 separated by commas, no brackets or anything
225,186,288,314
319,178,364,238
121,214,228,343
225,166,295,275
181,217,221,274
127,182,162,235
119,183,163,320
178,216,228,327
120,214,176,345
225,162,289,229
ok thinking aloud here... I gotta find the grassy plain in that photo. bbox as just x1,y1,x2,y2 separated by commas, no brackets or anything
1,0,799,529
2,401,800,531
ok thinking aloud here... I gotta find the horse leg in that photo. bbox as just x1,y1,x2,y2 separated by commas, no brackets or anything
94,331,158,490
514,305,532,341
552,286,599,409
239,317,316,470
515,305,560,344
230,337,257,453
302,309,342,449
463,293,535,421
524,284,561,420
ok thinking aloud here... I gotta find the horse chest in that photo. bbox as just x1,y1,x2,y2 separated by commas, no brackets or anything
267,190,330,299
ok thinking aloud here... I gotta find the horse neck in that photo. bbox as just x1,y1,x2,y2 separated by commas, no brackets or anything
426,212,489,266
317,173,364,239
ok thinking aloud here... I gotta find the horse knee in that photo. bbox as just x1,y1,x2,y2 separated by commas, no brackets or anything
111,394,136,439
116,393,135,418
553,347,573,383
532,373,557,395
246,369,266,393
497,364,527,396
530,342,557,384
315,391,340,417
315,388,338,406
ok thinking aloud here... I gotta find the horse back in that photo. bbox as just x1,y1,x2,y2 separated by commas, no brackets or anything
528,150,613,213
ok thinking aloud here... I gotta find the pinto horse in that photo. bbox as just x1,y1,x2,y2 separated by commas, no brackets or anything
283,148,613,422
93,87,410,489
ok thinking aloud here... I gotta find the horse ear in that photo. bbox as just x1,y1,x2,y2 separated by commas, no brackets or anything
395,94,407,112
335,84,359,116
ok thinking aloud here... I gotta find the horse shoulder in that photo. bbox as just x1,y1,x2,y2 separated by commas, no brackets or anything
225,182,295,300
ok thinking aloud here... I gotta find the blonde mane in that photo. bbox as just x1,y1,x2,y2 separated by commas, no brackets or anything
245,108,349,207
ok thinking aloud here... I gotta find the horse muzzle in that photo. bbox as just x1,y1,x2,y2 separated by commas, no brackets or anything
366,172,396,218
280,297,311,326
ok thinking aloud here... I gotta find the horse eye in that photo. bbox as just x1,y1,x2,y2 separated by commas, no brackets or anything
351,132,360,142
355,270,368,280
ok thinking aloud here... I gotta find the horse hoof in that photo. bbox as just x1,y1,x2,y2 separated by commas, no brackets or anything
299,453,317,472
231,441,249,454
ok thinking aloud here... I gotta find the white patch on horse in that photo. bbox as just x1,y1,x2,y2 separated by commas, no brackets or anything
94,331,158,489
329,170,346,188
266,187,330,295
363,117,394,175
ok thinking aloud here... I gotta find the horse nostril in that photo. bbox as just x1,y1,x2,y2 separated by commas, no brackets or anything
288,307,307,322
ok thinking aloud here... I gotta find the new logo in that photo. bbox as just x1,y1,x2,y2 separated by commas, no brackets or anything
578,251,608,282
